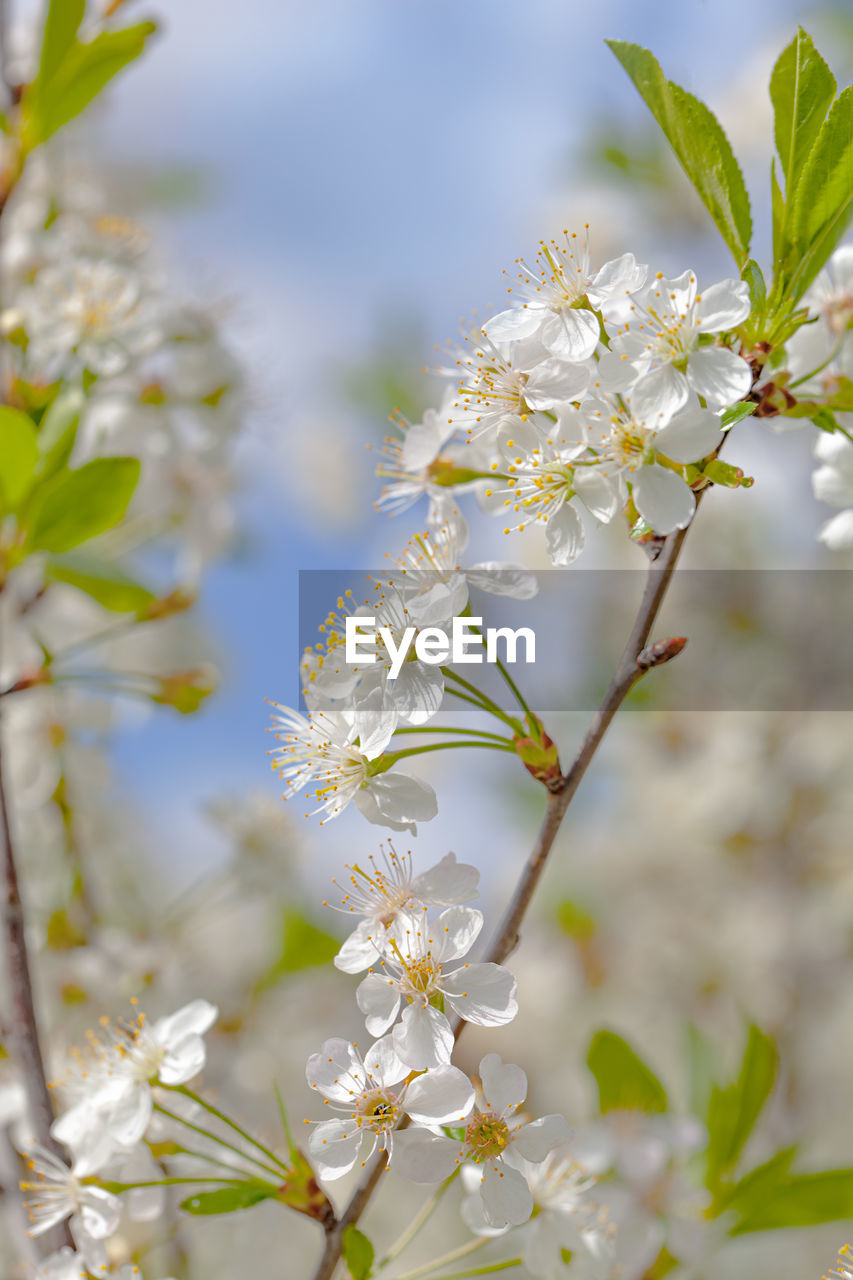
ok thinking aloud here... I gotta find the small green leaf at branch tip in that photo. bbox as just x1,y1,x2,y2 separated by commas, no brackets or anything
720,402,757,431
730,1167,853,1233
180,1182,277,1215
150,666,217,714
785,83,853,300
24,19,158,149
342,1224,375,1280
770,28,835,196
26,456,140,553
45,553,156,614
605,39,751,264
741,260,766,318
705,1024,777,1190
0,407,38,512
587,1029,668,1114
513,716,562,789
35,389,83,479
702,459,753,489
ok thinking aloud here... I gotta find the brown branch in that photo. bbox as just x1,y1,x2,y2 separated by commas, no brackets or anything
309,523,691,1280
0,706,74,1252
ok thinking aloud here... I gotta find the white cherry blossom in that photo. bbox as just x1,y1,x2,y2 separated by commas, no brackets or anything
394,1054,572,1227
305,1036,473,1180
604,271,751,415
329,845,479,974
51,1001,217,1174
355,908,517,1067
269,700,436,831
445,331,589,444
22,1146,121,1274
485,230,646,361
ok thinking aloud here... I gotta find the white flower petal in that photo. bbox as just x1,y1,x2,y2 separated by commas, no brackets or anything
483,306,544,344
632,465,696,534
628,363,688,426
356,973,401,1037
306,1038,364,1101
158,1034,207,1085
685,345,752,407
334,920,385,974
308,1118,364,1179
355,772,438,834
545,502,584,566
480,1159,533,1227
654,406,724,463
572,468,619,523
479,1054,527,1115
466,564,539,599
540,309,600,363
78,1186,121,1240
393,662,445,727
432,905,483,962
819,508,853,549
511,1114,573,1163
392,1128,465,1182
694,279,750,331
364,1035,409,1089
814,462,853,508
152,1000,218,1048
525,354,591,411
442,962,518,1026
392,1002,454,1069
411,851,479,907
404,1065,475,1125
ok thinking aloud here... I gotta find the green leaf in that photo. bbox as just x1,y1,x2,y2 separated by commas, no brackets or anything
705,1025,777,1188
38,0,85,86
770,28,836,194
587,1030,668,1114
686,1023,718,1120
771,160,785,267
180,1183,275,1215
606,40,752,264
787,85,853,298
741,259,766,317
27,457,140,553
255,910,340,994
26,22,157,147
721,1146,797,1219
36,389,83,480
731,1168,853,1233
0,408,38,511
45,552,155,614
720,401,757,431
342,1225,374,1280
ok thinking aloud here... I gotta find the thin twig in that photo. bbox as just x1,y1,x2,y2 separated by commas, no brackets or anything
309,523,691,1280
0,705,74,1252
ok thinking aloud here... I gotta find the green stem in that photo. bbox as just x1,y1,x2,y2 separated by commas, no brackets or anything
390,727,513,744
430,1263,521,1280
395,1237,490,1280
169,1084,290,1175
463,620,535,722
153,1102,284,1182
98,1176,246,1191
442,670,523,733
386,741,516,764
377,1171,459,1270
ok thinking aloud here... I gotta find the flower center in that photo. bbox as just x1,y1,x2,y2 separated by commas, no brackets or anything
465,1112,511,1162
356,1088,399,1132
402,956,440,996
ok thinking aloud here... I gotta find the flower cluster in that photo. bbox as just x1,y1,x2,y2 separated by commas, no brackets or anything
380,232,753,558
21,1001,217,1277
268,512,536,830
305,846,612,1261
